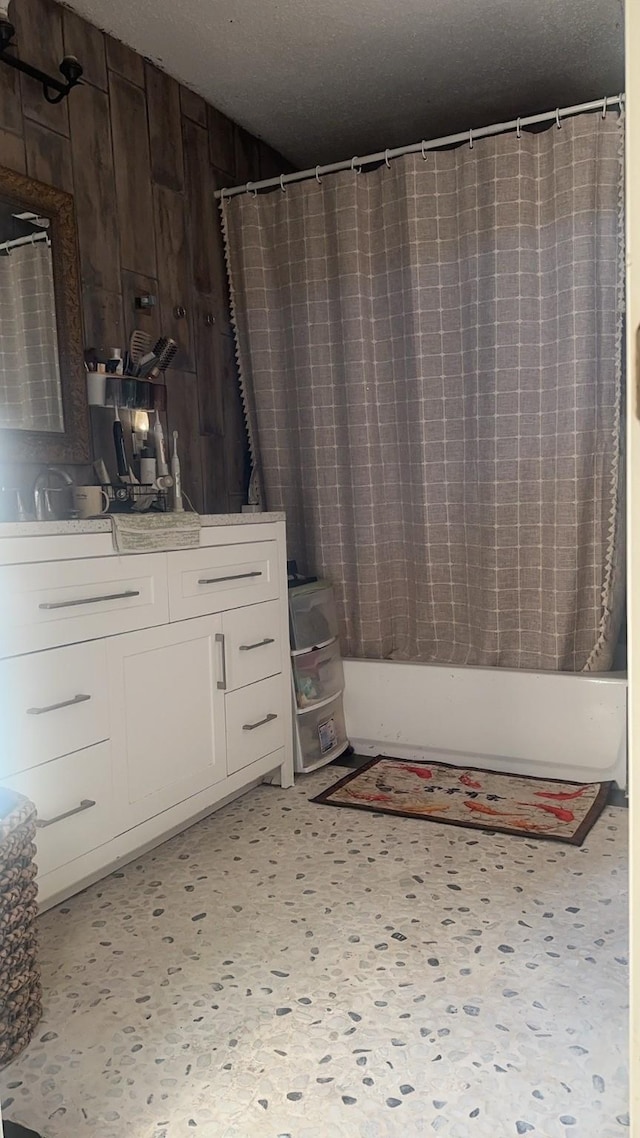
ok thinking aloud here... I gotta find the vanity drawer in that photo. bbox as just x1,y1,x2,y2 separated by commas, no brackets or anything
225,674,287,775
221,600,282,692
168,541,279,621
3,741,114,878
0,553,168,656
0,640,109,778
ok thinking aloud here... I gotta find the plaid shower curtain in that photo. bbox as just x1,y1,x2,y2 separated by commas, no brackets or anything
222,112,624,670
0,242,63,433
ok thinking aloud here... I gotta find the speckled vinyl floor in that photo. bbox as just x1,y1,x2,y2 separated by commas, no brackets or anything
0,767,628,1138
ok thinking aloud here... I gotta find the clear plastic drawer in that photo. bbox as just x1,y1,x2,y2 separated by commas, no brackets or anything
293,639,344,708
298,694,347,770
289,581,338,651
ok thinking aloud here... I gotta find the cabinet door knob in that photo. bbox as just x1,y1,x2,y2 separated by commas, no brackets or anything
243,713,278,731
204,313,215,327
27,693,91,715
198,571,262,585
39,589,140,610
239,637,275,651
36,799,96,828
215,632,227,690
173,305,187,319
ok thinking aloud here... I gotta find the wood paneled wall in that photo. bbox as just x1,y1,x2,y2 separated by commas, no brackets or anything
0,0,291,512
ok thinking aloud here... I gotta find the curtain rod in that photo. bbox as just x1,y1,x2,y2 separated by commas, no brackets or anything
215,93,624,200
0,230,51,253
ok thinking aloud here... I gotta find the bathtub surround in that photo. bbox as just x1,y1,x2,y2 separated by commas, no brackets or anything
342,657,628,788
0,768,628,1137
312,757,610,844
223,109,624,671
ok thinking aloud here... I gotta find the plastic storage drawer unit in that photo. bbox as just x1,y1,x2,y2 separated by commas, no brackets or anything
289,582,338,652
293,640,344,708
298,694,347,770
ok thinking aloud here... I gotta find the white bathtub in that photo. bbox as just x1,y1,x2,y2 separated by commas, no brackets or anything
342,659,628,789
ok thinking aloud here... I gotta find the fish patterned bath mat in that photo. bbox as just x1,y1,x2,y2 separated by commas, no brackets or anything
312,757,610,844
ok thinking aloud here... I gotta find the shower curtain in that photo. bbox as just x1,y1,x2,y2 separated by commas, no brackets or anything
222,111,624,670
0,242,63,432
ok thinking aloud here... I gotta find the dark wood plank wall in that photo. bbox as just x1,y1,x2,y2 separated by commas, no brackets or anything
0,0,292,512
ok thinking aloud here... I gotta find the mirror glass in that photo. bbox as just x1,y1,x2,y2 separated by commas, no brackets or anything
0,196,64,433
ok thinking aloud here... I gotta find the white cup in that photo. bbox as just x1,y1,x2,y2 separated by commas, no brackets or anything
73,486,110,518
87,372,107,406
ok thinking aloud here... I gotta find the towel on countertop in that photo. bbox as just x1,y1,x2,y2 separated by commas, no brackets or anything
111,512,201,552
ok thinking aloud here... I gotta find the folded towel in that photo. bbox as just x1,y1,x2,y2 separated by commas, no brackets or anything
111,512,201,553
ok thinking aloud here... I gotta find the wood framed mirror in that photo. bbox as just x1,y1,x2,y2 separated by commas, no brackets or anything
0,164,89,463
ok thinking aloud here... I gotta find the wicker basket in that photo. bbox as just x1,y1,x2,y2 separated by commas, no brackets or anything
0,788,41,1068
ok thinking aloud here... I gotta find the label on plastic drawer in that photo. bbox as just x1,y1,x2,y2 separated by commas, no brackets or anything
318,715,338,754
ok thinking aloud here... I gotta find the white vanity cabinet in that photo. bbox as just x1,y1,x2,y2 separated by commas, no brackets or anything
0,515,294,909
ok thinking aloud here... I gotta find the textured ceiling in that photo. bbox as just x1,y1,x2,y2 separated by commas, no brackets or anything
62,0,624,173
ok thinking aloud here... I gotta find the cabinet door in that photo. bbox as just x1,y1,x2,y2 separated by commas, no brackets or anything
0,552,168,657
222,600,283,692
225,674,287,776
108,616,226,830
167,541,280,622
0,639,109,778
4,742,114,878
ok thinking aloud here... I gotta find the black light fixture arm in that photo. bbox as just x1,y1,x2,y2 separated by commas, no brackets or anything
0,15,83,103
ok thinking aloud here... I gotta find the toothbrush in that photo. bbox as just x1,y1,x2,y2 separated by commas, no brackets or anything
171,430,184,512
153,411,169,477
112,404,129,480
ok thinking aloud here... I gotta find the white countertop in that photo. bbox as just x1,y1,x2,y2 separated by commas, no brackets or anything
0,512,285,539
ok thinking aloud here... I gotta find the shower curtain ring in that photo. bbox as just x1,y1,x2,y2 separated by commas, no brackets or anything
246,181,258,197
315,166,322,183
421,140,428,160
280,175,287,193
384,149,391,168
219,187,226,205
555,108,562,129
516,117,521,139
602,97,608,119
351,156,361,174
469,128,474,149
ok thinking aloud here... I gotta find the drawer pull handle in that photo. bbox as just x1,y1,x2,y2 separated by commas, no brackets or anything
243,712,278,731
215,632,227,690
36,799,96,829
39,589,141,610
198,571,262,585
27,693,91,716
239,637,275,652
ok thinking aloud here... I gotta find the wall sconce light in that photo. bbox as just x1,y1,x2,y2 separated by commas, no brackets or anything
0,6,83,104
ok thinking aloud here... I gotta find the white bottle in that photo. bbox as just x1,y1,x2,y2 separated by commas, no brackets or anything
140,449,157,486
171,430,184,512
